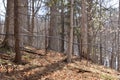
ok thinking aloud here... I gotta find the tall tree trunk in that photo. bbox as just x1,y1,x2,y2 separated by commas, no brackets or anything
18,0,28,47
14,0,21,63
99,0,103,65
110,36,115,68
48,1,61,52
30,0,35,45
45,16,48,54
60,0,65,52
117,0,120,71
87,0,93,60
1,0,10,49
81,0,88,58
1,0,14,48
67,0,74,63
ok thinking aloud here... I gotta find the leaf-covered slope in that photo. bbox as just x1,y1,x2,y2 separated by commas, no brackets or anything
0,50,120,80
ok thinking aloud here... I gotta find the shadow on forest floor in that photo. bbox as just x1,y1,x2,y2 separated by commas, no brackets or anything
25,59,67,80
0,54,68,80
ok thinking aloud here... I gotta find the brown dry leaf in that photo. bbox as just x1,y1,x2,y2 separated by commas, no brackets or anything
0,50,120,80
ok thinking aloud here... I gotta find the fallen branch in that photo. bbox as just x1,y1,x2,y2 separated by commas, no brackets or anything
22,47,45,56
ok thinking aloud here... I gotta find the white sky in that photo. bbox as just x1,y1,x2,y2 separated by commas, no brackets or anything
0,0,6,19
108,0,119,8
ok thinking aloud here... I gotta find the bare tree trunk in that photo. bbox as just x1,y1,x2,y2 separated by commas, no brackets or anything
31,0,35,45
81,0,88,58
99,0,103,65
28,0,35,46
18,0,28,47
48,1,61,52
117,0,120,71
87,0,93,60
26,0,30,45
67,0,74,63
1,0,14,49
13,0,21,63
1,0,10,49
60,0,65,52
117,27,120,71
110,36,115,68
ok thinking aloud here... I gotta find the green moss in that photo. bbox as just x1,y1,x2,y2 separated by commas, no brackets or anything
0,47,13,54
100,74,117,80
23,54,30,61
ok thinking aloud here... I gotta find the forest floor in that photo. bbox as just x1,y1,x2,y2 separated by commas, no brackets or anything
0,47,120,80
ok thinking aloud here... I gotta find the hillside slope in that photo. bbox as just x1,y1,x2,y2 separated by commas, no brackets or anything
0,50,120,80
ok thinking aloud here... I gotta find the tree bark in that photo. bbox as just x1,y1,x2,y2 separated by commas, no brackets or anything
29,0,35,46
117,0,120,71
99,0,103,65
60,0,65,52
14,0,21,63
81,0,88,58
67,0,74,63
48,1,61,52
1,0,14,48
87,0,93,60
